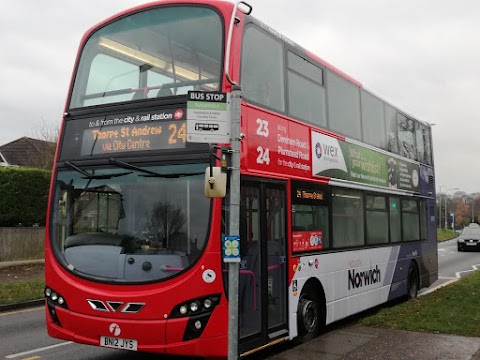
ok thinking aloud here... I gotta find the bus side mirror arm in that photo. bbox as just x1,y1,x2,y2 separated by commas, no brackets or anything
225,1,252,86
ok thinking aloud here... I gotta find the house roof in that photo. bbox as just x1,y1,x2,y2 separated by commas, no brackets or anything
0,137,55,168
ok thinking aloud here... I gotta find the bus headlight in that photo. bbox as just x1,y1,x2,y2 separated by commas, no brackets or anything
203,299,212,309
44,286,68,309
190,302,199,312
45,286,69,327
170,294,221,318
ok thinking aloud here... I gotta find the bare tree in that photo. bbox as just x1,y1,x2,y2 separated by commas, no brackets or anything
146,201,186,249
29,118,60,170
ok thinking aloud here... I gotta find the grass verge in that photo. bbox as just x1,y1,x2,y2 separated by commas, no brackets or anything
0,280,45,304
361,271,480,336
437,228,456,241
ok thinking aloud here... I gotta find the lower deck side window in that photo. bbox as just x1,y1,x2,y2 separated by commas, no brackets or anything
402,199,420,241
332,189,364,248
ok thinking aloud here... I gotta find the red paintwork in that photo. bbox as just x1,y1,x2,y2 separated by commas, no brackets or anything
45,200,228,356
46,0,360,357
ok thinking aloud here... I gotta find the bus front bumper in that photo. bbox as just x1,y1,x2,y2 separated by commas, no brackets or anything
46,304,228,357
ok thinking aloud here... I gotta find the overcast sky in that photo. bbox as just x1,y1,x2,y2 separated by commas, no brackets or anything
1,1,477,193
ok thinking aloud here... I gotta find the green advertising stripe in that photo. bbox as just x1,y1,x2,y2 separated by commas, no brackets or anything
340,141,419,191
343,142,389,187
187,101,227,111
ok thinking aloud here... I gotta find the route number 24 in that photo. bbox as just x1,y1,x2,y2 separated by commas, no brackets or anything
257,147,270,165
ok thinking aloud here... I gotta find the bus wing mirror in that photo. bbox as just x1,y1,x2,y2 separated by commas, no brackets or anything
204,167,227,198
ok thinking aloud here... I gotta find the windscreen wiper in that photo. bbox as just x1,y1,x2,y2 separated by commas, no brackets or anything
109,158,204,178
64,161,132,179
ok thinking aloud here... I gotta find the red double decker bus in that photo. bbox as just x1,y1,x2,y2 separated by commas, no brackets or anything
45,1,437,358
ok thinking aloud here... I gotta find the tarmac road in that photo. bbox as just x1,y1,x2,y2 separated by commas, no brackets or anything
3,241,480,359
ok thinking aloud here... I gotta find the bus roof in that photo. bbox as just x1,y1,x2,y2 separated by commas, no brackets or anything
79,0,362,89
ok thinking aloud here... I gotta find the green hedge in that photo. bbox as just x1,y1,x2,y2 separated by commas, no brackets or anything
0,167,51,226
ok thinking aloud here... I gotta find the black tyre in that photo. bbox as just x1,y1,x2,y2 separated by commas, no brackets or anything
296,284,325,343
406,263,419,300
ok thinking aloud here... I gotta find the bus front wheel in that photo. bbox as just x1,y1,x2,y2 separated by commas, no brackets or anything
296,284,324,343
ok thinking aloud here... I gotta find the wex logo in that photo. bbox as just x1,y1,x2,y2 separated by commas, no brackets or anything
315,142,323,159
315,142,339,160
348,265,381,290
311,131,348,175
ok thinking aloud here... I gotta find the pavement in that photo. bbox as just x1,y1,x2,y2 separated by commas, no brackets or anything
0,258,44,269
1,260,480,360
263,323,480,360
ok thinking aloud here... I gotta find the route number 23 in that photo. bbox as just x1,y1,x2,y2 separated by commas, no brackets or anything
256,118,269,137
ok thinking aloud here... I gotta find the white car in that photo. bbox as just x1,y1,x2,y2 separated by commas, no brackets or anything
457,223,480,251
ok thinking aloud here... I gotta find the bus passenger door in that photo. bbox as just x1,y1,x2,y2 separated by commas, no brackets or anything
239,180,288,353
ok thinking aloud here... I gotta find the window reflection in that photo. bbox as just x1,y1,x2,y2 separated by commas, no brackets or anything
70,7,222,108
53,164,210,282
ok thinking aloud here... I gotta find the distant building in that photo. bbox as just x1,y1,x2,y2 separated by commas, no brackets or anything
0,137,56,169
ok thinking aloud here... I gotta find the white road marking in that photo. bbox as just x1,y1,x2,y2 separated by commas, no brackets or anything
455,264,480,278
6,342,73,358
422,263,480,295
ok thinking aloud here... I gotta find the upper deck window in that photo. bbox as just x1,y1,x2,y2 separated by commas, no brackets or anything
241,26,285,112
326,71,362,141
397,114,416,160
70,6,223,109
287,52,327,127
361,90,386,150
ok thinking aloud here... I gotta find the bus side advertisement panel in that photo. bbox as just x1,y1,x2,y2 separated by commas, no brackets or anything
243,107,311,176
311,131,420,192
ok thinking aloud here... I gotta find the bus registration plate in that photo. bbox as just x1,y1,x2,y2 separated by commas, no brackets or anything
100,336,137,351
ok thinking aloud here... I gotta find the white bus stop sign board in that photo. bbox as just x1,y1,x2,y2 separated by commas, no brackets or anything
186,91,231,143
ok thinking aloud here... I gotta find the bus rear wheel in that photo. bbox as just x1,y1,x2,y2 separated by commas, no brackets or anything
406,263,419,300
296,285,324,343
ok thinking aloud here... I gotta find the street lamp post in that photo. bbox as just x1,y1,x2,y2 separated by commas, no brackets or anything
462,197,476,224
438,186,442,229
471,197,476,223
444,187,459,230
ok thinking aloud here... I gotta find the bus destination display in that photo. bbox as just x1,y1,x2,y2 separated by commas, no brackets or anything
296,189,324,201
69,108,186,157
